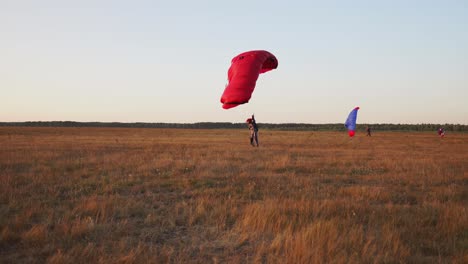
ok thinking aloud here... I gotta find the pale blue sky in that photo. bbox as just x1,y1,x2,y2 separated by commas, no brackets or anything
1,0,467,124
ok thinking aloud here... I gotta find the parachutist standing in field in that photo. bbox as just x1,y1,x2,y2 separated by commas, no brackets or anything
366,126,372,136
438,127,445,138
246,115,259,147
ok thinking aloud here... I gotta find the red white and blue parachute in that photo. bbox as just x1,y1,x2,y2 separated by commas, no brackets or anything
345,107,360,137
220,50,278,109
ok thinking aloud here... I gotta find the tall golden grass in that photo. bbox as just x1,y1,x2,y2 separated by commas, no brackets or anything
0,127,467,263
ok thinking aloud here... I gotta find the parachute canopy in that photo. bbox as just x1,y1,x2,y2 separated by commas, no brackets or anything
344,107,360,137
220,50,278,109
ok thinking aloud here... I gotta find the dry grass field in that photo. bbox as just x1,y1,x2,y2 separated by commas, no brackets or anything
0,127,467,263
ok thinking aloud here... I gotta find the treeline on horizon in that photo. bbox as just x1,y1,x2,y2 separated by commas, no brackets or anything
1,121,467,132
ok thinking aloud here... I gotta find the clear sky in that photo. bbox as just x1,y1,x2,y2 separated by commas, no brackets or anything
1,0,467,124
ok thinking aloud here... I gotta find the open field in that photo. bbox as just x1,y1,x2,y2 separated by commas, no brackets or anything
0,127,467,263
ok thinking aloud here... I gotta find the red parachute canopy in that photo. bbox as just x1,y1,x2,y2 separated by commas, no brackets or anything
220,50,278,109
